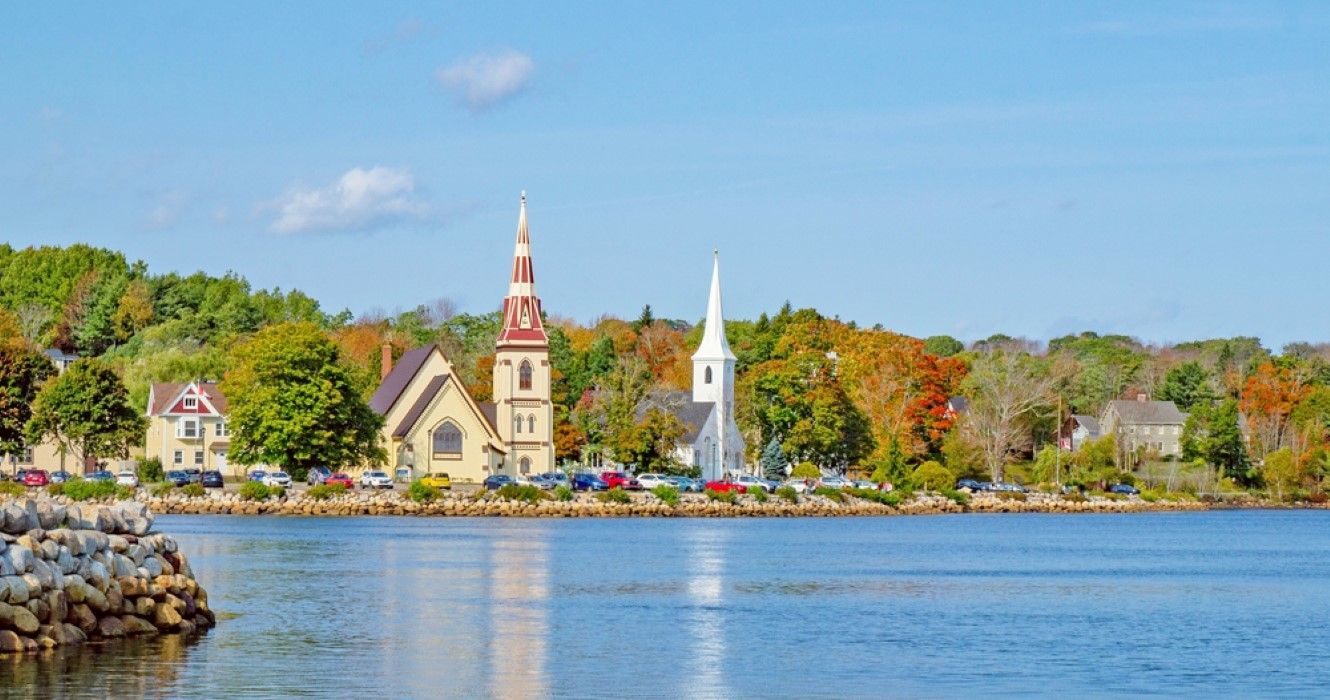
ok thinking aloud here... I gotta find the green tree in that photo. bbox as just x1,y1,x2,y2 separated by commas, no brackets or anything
923,335,964,358
25,358,145,463
1260,448,1301,500
613,407,686,473
1207,399,1249,481
222,322,385,473
0,341,57,460
759,437,787,480
1156,361,1214,412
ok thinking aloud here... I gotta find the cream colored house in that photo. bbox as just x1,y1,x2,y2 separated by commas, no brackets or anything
144,381,237,476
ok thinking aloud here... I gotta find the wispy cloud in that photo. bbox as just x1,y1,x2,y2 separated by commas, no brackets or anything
362,18,438,55
266,166,428,234
436,49,535,111
145,191,187,230
1069,14,1282,36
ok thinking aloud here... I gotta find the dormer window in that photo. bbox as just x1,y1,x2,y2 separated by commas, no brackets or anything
184,396,197,410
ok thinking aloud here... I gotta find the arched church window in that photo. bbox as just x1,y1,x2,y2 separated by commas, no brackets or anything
514,414,523,434
519,457,532,474
704,366,712,384
432,422,462,454
528,414,536,433
519,361,533,391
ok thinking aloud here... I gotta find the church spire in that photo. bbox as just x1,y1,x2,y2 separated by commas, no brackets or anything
692,250,736,361
497,191,547,348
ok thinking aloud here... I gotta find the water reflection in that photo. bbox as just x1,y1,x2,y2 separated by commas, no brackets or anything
0,632,202,700
685,523,730,700
488,530,549,700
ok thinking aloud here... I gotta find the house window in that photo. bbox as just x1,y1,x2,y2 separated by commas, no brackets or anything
514,415,523,434
705,367,713,384
1172,426,1179,435
173,450,183,465
18,447,34,465
432,422,463,454
527,414,536,434
184,396,197,410
177,419,198,438
214,421,229,437
194,450,204,466
519,361,533,391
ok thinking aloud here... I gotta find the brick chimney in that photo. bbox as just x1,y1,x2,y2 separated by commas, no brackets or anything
380,343,393,381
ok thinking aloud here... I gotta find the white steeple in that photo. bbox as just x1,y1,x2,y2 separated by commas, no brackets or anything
692,250,737,362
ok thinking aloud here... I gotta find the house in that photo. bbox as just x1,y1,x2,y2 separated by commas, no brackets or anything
145,381,235,475
369,193,554,483
43,348,78,374
1100,395,1187,458
1058,415,1102,451
944,396,969,420
653,253,746,480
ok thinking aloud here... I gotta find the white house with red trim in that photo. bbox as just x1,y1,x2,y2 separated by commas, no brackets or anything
144,381,236,475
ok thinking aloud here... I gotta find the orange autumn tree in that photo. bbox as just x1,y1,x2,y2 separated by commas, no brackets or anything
1239,361,1313,458
635,321,691,390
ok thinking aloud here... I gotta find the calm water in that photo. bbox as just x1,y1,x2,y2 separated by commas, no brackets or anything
4,511,1330,698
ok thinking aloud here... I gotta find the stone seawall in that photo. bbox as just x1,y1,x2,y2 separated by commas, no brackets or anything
0,499,215,655
130,489,1265,518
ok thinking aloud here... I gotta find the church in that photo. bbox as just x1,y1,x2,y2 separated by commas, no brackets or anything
369,193,555,483
651,253,747,481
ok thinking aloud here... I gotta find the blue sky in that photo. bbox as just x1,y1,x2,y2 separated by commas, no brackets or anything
3,2,1327,348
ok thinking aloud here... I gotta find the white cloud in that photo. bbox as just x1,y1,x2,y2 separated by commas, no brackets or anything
145,191,186,230
267,166,427,234
436,50,535,110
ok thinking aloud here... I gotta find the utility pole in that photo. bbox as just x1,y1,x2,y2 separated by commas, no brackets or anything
1055,395,1062,488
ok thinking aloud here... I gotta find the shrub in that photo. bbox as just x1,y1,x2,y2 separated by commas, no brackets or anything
0,481,27,497
995,491,1027,502
46,483,64,497
269,485,286,499
181,483,205,498
554,485,573,502
497,483,544,504
408,480,439,503
289,466,309,484
1062,491,1087,503
150,483,175,498
61,479,121,502
596,487,631,504
775,486,799,503
310,483,349,501
138,457,164,483
910,461,956,491
238,481,272,501
790,462,821,479
651,484,680,506
941,488,969,506
704,488,736,504
749,486,768,503
812,486,844,503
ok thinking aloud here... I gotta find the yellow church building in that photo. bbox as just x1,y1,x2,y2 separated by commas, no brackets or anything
369,193,555,483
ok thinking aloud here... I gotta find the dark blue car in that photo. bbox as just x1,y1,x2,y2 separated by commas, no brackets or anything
483,474,514,491
571,473,608,492
201,470,224,488
1108,483,1140,495
166,470,191,487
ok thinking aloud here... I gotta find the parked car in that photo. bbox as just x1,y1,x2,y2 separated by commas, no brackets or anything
115,470,139,488
12,469,29,483
325,472,355,489
419,473,452,490
86,470,115,483
571,473,608,491
704,480,746,494
1108,483,1140,495
306,466,332,485
360,470,393,489
166,470,191,487
635,473,672,489
818,475,851,489
483,474,514,491
974,481,995,492
49,470,71,484
956,478,983,491
993,482,1028,493
247,470,267,483
394,468,412,483
22,470,49,487
262,471,293,488
780,479,812,494
599,471,641,490
201,470,225,488
183,468,203,484
734,475,771,492
851,480,877,491
539,471,569,485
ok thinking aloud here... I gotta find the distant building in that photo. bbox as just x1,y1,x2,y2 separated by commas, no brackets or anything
1100,395,1187,458
1059,415,1102,451
944,396,969,420
42,348,78,374
145,381,234,475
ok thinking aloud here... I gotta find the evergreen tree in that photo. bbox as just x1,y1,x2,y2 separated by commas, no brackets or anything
632,304,655,332
1207,398,1249,481
1156,361,1215,412
759,437,786,480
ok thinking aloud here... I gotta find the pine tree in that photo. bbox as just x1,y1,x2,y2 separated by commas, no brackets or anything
760,437,786,480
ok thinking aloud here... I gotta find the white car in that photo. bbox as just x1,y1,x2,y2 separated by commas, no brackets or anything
115,470,139,488
780,479,812,494
262,471,293,488
819,475,851,489
635,473,672,489
360,470,393,489
735,475,772,492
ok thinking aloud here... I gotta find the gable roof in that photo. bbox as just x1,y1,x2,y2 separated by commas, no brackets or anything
644,391,716,443
1105,399,1186,425
946,396,969,414
391,375,450,438
149,381,228,416
1071,415,1101,436
369,345,436,415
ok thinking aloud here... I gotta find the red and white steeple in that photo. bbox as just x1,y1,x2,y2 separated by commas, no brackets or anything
496,191,548,348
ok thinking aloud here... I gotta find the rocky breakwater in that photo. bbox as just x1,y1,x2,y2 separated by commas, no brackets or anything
0,498,215,655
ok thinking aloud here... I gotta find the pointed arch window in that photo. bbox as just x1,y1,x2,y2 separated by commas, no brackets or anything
519,457,532,474
519,361,533,391
514,415,523,434
704,366,713,384
432,422,463,454
528,414,536,434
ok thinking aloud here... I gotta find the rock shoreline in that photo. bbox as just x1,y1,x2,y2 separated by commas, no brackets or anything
0,499,216,656
125,489,1311,518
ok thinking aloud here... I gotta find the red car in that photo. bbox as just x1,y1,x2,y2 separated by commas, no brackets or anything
704,480,746,494
23,470,49,487
325,473,354,489
600,471,642,490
